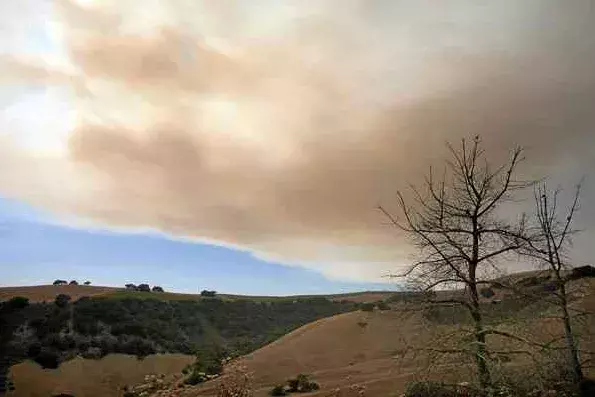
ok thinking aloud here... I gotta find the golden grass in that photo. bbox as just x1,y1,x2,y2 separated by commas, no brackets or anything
0,285,120,303
8,354,194,397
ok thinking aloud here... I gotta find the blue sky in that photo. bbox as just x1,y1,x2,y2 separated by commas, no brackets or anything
0,196,396,295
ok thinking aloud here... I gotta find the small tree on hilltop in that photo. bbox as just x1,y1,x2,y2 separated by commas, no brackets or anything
379,136,534,394
84,281,91,286
137,284,151,292
69,280,78,286
53,280,67,286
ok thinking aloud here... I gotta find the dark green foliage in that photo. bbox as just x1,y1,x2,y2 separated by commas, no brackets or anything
84,281,91,285
54,294,71,308
286,374,319,393
69,280,78,285
270,385,288,396
200,290,217,297
360,302,375,312
33,347,60,369
137,284,151,292
53,280,67,286
376,301,390,311
152,286,164,292
0,294,355,384
6,296,29,310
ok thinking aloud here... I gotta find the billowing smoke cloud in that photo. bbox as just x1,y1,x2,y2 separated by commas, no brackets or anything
1,0,595,281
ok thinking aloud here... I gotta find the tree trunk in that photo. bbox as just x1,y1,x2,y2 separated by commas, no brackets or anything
469,282,491,394
559,283,583,384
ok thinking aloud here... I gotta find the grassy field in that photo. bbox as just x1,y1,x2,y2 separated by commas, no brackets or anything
8,353,194,397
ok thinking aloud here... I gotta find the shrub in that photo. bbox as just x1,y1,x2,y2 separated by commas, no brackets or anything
125,283,137,290
53,280,67,286
376,301,390,311
69,280,78,285
286,374,319,393
184,371,208,385
137,284,151,292
82,346,103,359
33,348,60,369
270,385,288,396
360,303,375,312
6,296,29,310
152,286,164,293
404,381,457,397
201,290,217,297
84,281,91,285
54,294,71,308
479,287,495,299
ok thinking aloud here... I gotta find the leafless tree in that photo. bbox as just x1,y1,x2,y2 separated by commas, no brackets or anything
379,136,533,393
523,181,586,385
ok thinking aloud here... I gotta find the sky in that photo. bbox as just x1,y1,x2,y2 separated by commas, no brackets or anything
1,1,595,293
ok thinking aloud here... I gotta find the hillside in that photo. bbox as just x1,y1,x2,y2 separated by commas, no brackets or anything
0,291,358,395
175,278,595,397
0,285,120,304
0,285,395,304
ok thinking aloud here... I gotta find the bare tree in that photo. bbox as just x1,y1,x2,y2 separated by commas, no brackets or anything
379,136,532,393
524,182,585,385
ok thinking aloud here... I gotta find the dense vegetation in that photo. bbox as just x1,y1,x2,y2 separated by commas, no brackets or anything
0,294,356,392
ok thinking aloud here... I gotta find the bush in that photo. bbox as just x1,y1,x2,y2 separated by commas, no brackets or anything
270,385,288,396
33,348,60,369
6,296,30,310
376,301,390,311
404,381,457,397
53,279,67,286
137,284,151,292
69,280,78,285
479,287,495,299
54,294,71,308
360,303,375,312
152,286,164,293
286,374,319,393
84,281,91,285
201,290,217,297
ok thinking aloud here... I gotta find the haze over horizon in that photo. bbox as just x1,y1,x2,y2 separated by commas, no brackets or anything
1,1,595,293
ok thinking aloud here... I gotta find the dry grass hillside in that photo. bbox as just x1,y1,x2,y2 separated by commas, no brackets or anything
0,285,120,303
184,279,595,397
0,285,394,304
8,354,193,397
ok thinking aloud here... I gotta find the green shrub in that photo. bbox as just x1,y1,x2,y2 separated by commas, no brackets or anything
376,301,390,311
184,370,208,385
54,294,71,308
33,348,60,369
270,384,288,396
286,374,319,393
360,303,375,312
6,296,30,310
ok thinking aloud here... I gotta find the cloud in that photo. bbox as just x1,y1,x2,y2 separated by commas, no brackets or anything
1,0,595,281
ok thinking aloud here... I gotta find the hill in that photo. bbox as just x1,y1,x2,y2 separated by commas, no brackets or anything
0,290,359,395
0,285,395,304
0,285,120,304
176,278,595,396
